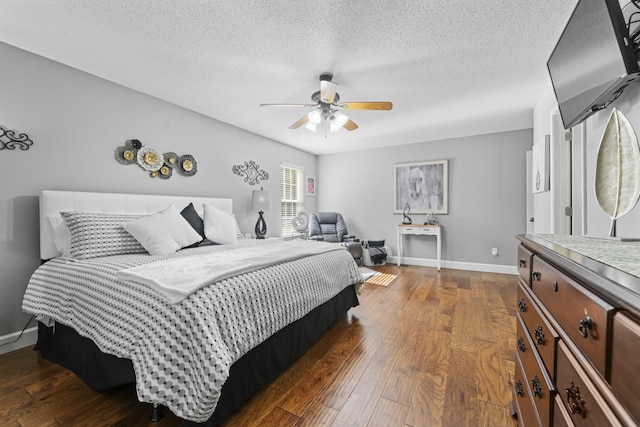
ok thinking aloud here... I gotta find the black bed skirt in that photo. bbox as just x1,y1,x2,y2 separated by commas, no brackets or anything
34,285,359,426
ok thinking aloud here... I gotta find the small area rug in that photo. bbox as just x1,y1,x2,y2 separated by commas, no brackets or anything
359,266,396,287
359,266,382,281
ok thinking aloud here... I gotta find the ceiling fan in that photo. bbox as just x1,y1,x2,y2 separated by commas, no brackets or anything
259,73,392,133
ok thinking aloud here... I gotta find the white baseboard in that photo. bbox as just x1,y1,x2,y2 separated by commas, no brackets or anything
0,326,38,355
388,256,518,275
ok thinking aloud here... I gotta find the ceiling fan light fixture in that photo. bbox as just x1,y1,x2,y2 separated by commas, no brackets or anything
261,73,392,134
330,112,349,132
320,80,338,104
304,121,318,132
307,110,322,124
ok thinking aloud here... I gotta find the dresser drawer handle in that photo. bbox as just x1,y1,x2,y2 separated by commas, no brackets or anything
565,380,586,418
534,325,545,345
578,316,593,338
518,298,527,312
531,271,541,281
553,280,558,292
515,380,524,397
519,259,526,268
531,376,543,399
517,337,526,352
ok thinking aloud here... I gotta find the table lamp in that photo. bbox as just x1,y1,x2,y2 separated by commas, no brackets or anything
251,187,271,239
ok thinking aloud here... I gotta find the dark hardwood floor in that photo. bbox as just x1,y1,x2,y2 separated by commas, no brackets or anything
0,265,518,426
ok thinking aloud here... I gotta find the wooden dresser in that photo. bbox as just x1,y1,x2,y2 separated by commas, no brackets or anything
512,234,640,427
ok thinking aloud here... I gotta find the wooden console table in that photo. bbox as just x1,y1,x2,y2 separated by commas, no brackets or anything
396,224,442,270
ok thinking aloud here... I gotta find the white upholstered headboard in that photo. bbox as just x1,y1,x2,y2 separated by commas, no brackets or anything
40,190,233,260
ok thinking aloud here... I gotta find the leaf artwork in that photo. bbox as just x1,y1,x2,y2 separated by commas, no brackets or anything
595,108,640,237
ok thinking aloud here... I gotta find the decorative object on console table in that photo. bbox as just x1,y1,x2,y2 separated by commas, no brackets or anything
424,212,439,225
232,160,269,185
393,160,448,214
401,203,412,224
251,187,271,239
594,108,640,238
0,125,33,151
114,139,197,179
396,224,441,270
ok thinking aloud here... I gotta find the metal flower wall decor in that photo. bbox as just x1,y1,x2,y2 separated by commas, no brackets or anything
232,160,269,185
0,125,33,151
115,139,197,179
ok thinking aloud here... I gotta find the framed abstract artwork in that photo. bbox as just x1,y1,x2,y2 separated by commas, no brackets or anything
532,135,550,193
394,160,448,214
306,176,316,196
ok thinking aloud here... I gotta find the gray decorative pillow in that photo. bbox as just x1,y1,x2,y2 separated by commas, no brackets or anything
180,203,205,247
61,211,146,259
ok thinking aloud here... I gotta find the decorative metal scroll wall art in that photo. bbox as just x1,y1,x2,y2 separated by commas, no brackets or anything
232,160,269,185
0,125,33,151
115,139,197,179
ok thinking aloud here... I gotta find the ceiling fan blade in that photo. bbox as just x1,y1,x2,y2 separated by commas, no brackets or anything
320,80,338,104
343,119,359,131
289,115,309,129
340,102,393,111
260,103,316,108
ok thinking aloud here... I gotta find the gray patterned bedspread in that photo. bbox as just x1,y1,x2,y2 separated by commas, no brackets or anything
22,239,363,422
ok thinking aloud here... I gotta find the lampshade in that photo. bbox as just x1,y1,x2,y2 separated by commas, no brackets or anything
305,110,321,132
330,111,349,132
308,110,321,124
320,80,338,103
251,188,272,212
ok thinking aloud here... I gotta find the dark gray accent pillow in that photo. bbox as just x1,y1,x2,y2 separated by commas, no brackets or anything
180,203,205,247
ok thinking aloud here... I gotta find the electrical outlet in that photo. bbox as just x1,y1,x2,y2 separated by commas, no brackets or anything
492,247,498,257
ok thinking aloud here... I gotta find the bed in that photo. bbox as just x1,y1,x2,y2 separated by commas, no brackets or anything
22,190,363,426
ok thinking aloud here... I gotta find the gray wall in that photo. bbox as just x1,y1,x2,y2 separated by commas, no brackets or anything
1,40,532,343
0,42,317,337
317,129,532,268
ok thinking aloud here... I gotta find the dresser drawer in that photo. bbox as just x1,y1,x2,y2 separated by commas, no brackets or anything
399,226,439,236
556,340,622,426
514,353,542,427
553,394,573,427
517,279,559,382
531,256,613,378
517,314,554,427
610,312,640,425
518,244,534,286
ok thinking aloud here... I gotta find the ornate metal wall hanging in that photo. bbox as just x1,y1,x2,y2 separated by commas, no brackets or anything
232,160,269,185
115,139,197,179
0,125,33,151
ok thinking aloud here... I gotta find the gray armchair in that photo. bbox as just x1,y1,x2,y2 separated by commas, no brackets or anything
308,212,362,265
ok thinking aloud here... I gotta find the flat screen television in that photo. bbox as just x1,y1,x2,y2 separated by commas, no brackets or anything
547,0,640,129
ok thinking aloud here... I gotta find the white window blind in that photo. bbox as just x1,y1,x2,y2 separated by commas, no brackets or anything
281,164,304,236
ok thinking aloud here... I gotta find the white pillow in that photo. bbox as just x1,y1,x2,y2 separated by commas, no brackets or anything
232,214,247,240
47,214,70,257
123,205,202,255
203,204,238,245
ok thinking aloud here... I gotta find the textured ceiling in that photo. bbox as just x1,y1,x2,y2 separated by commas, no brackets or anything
0,1,579,155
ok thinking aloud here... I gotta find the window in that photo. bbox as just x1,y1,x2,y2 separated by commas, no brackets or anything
281,164,304,236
